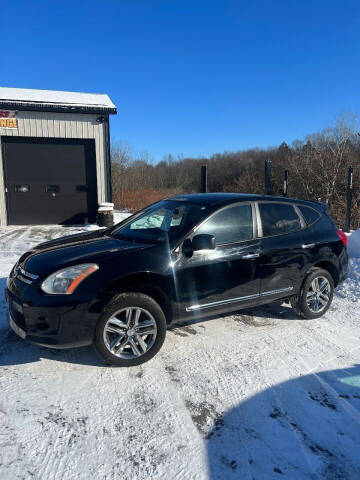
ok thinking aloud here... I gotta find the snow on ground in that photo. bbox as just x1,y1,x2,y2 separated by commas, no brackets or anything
1,226,360,479
113,210,131,225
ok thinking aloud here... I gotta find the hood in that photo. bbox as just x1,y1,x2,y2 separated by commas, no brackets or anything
18,229,153,276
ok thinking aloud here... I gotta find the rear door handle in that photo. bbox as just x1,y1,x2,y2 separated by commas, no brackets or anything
242,252,260,259
302,243,316,249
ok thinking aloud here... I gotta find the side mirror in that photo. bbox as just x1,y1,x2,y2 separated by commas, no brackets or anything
182,238,194,257
192,234,216,252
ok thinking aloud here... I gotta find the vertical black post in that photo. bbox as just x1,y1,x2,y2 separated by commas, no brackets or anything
106,115,113,203
264,159,272,195
200,165,207,193
283,170,289,197
345,165,353,232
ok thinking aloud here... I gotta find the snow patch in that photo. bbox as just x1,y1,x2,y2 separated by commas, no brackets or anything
113,210,131,224
347,228,360,258
0,86,116,109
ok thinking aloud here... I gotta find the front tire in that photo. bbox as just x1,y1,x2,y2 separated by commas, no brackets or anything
94,292,167,366
290,268,334,319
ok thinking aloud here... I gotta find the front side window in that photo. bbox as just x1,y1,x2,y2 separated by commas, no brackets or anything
196,204,253,245
111,200,206,242
259,203,301,237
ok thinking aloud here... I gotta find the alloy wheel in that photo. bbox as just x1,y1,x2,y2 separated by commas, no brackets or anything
306,276,331,313
103,307,157,359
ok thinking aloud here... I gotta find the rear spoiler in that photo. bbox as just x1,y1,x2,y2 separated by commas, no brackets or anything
295,195,328,211
305,200,328,212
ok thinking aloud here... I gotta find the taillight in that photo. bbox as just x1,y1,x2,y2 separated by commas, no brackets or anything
335,229,348,246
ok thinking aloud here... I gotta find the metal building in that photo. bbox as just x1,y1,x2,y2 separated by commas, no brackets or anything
0,87,117,225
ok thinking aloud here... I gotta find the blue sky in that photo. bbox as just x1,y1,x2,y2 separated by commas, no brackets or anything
3,0,360,161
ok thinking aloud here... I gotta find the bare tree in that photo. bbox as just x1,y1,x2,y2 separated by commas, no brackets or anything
110,113,360,229
287,114,359,203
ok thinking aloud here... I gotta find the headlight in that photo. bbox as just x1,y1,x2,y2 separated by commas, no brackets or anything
41,263,99,295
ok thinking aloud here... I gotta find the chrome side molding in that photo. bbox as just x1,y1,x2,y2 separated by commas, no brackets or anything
261,286,293,297
186,286,293,312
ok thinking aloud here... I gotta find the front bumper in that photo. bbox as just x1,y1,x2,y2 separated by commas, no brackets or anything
6,286,95,349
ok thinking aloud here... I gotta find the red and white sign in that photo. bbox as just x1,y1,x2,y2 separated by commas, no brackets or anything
0,110,18,128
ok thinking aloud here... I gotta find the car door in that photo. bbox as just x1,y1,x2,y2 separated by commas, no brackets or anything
256,201,309,300
173,202,261,318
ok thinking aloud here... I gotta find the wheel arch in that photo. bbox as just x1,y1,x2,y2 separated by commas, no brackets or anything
312,261,339,287
100,272,174,324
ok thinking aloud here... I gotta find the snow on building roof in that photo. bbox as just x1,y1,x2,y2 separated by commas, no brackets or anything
0,87,117,114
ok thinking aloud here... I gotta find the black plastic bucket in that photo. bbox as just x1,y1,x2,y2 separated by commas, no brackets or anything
97,211,114,227
97,203,114,227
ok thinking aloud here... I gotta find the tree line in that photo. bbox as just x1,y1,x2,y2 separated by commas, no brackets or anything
111,114,360,229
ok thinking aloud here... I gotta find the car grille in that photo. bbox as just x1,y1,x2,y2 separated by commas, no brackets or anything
15,266,39,285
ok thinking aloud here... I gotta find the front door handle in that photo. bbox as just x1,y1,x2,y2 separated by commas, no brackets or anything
302,243,316,249
242,252,260,259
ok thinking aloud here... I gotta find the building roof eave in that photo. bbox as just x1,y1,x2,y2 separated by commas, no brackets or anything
0,101,117,115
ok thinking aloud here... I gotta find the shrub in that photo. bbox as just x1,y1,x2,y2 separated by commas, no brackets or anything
114,189,166,212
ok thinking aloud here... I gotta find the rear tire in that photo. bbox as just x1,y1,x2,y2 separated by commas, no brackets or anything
94,292,167,366
290,268,334,320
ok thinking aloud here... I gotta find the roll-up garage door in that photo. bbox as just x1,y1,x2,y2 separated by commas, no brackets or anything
2,137,98,225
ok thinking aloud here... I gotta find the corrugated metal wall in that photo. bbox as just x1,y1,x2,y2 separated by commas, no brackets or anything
0,110,110,225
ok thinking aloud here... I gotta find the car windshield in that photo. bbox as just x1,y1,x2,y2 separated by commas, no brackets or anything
109,200,207,243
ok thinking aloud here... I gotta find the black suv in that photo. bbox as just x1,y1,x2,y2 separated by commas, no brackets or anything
6,194,348,366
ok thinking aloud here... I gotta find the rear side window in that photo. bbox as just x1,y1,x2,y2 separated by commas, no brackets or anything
196,204,253,245
298,205,321,226
259,203,301,237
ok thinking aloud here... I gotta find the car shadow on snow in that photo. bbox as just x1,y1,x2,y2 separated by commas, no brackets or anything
0,329,104,367
205,364,360,479
236,300,300,321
